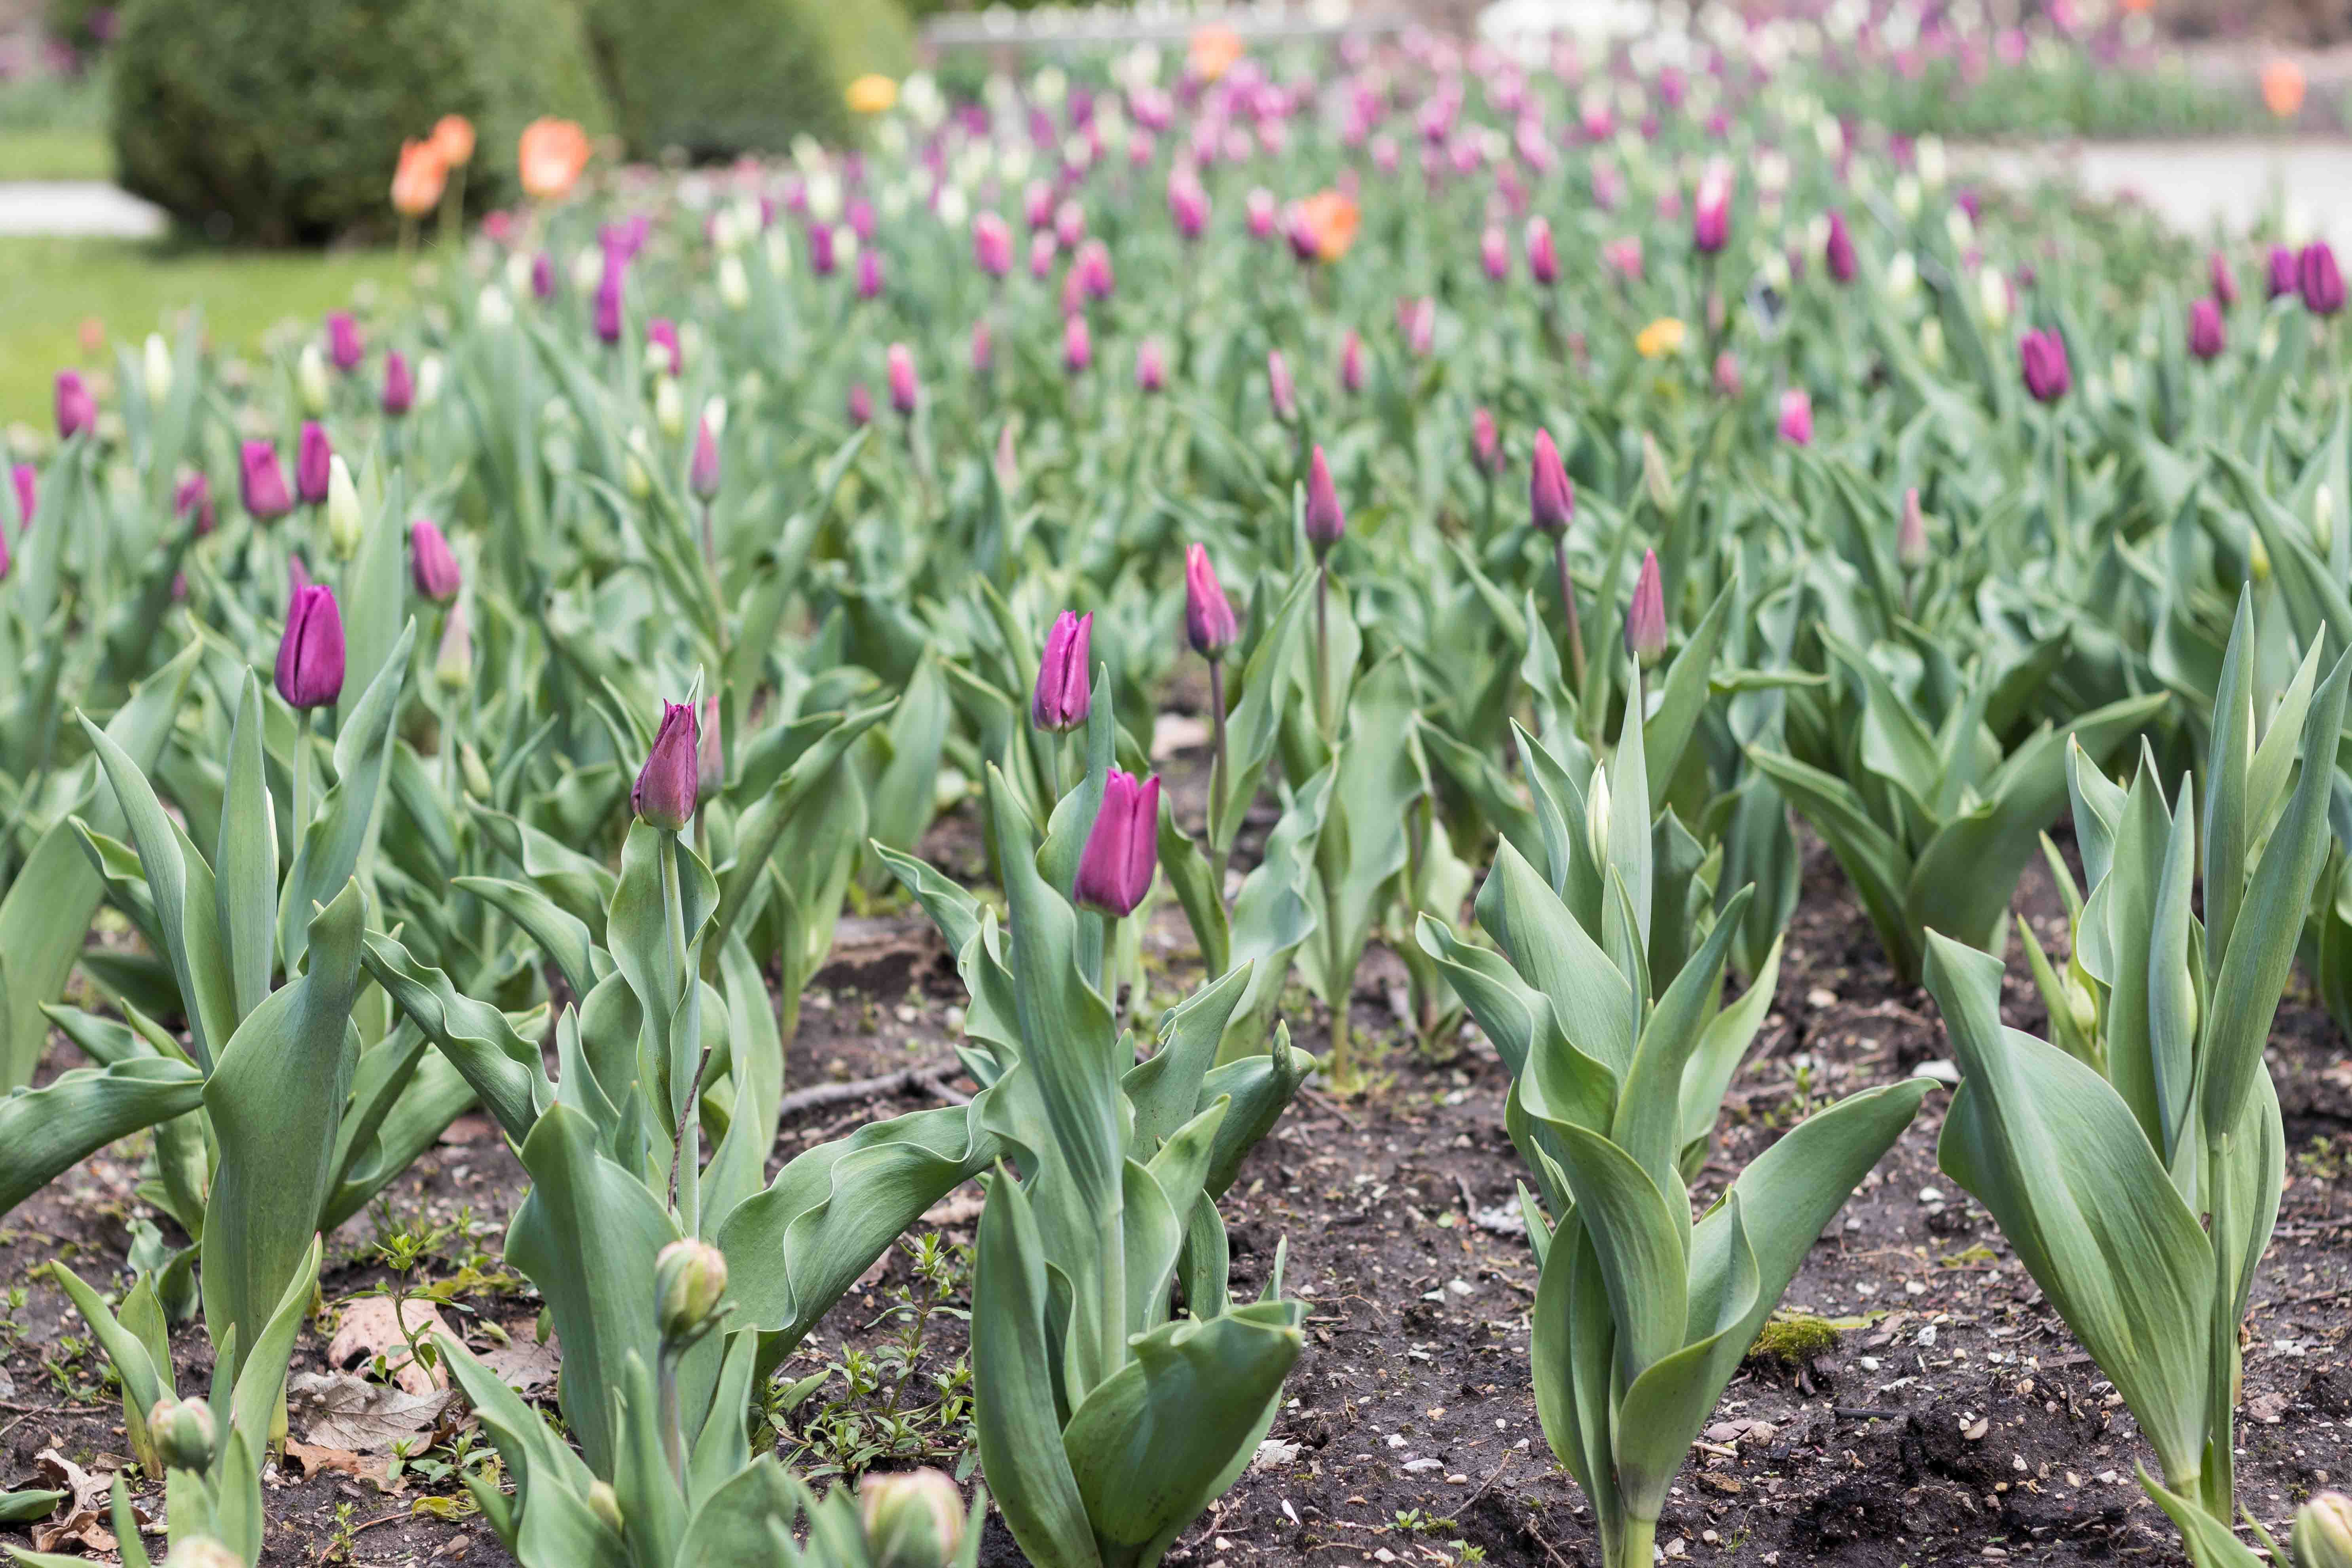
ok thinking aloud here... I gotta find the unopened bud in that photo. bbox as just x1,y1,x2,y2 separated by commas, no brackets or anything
2317,483,2336,555
1641,433,1674,514
459,742,493,801
143,333,173,404
476,286,514,330
654,1238,729,1345
1897,488,1929,571
588,1479,625,1534
654,377,684,440
718,254,750,311
297,343,331,415
2249,530,2272,583
859,1468,967,1568
1585,769,1612,870
2062,962,2098,1040
161,1539,243,1568
150,1395,216,1473
435,600,473,692
415,355,445,410
624,430,654,500
324,456,364,560
2295,1491,2352,1568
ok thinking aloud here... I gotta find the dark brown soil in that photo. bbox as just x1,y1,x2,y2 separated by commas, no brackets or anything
7,776,2352,1568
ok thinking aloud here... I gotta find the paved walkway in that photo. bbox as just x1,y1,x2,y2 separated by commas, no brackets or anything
0,180,163,238
1961,138,2352,244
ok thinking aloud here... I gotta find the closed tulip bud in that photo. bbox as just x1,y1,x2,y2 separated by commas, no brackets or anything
1406,296,1436,357
410,518,460,602
623,430,654,498
849,384,874,427
1076,769,1161,917
1713,351,1743,398
54,370,96,439
1135,336,1167,394
969,317,993,375
2317,484,2336,554
1919,317,1946,368
324,455,363,559
655,1238,729,1344
240,439,292,523
594,265,624,344
887,343,920,415
1185,544,1237,658
382,351,414,416
1472,408,1501,475
1339,330,1364,394
1625,548,1667,666
1897,488,1930,570
531,251,557,300
1530,428,1573,532
11,463,35,527
1526,216,1559,285
1304,445,1345,557
632,701,700,830
972,210,1014,277
1584,768,1612,871
1480,224,1509,283
1062,314,1092,375
1032,610,1093,732
587,1480,625,1535
1028,231,1056,280
646,318,681,377
415,354,444,409
326,311,364,374
2268,245,2299,299
1692,171,1732,253
860,1469,967,1568
717,253,750,310
2209,249,2239,306
142,333,173,403
297,343,330,414
1267,349,1297,422
161,1538,244,1568
434,598,472,692
1777,387,1813,446
2189,297,2226,360
654,376,685,439
689,417,721,501
172,469,211,535
150,1395,216,1473
1642,432,1675,512
294,421,331,506
857,250,884,301
2019,328,2071,402
2301,241,2346,317
2295,1491,2352,1568
275,585,345,711
2249,527,2272,583
457,740,492,801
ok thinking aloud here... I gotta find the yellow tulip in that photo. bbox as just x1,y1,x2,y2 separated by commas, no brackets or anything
846,74,899,116
1636,317,1688,358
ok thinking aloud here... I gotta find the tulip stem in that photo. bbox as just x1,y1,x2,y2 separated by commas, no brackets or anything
656,1345,687,1492
660,829,700,1234
291,708,316,846
1314,563,1334,744
1553,537,1589,694
1207,658,1230,880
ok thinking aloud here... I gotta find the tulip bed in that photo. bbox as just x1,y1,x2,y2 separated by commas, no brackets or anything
6,19,2352,1568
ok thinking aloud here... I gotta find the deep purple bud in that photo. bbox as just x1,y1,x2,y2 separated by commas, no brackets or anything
1825,210,1857,284
1530,428,1573,531
296,421,332,506
1339,330,1364,394
1185,544,1237,658
275,584,346,710
175,470,214,535
689,417,721,501
1777,387,1814,446
1897,487,1929,571
1033,610,1094,732
1074,769,1161,916
2188,297,2226,360
326,312,364,374
848,384,873,427
240,440,292,523
531,252,557,300
1135,337,1167,394
2268,245,2299,299
810,224,838,276
2301,242,2345,317
2208,249,2238,306
1625,549,1667,666
2019,328,2071,403
887,343,919,415
382,351,414,416
646,317,682,375
55,371,96,440
9,464,35,528
1526,216,1559,285
973,211,1014,277
1304,445,1345,557
631,701,700,831
856,250,884,301
410,518,461,602
1267,349,1297,421
594,262,625,344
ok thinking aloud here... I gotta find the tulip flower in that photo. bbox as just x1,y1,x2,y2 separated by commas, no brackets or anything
324,455,362,558
2297,1493,2352,1568
1062,315,1093,375
1185,544,1237,660
1529,428,1574,532
810,224,838,277
1339,330,1364,394
434,597,473,692
1692,170,1732,253
631,701,700,831
848,385,873,427
2301,242,2345,317
646,318,681,375
1267,349,1297,422
1075,239,1113,300
2019,328,2071,402
275,584,346,711
410,518,460,602
1526,216,1559,285
9,463,34,528
1027,231,1056,280
1075,769,1161,917
1777,387,1814,446
383,351,414,416
1472,408,1501,475
1825,210,1857,283
2188,297,2226,360
860,1471,967,1568
1304,445,1345,558
1480,224,1510,283
1135,337,1167,394
970,320,993,375
518,117,591,202
689,417,722,502
856,250,884,301
1032,609,1094,736
594,262,624,345
885,343,920,416
1897,487,1930,573
391,139,447,217
1625,548,1667,667
296,421,333,506
1245,187,1277,240
1167,169,1209,239
241,439,292,523
1714,351,1743,398
54,370,95,439
175,470,213,535
325,312,363,374
2209,249,2239,305
2268,245,2299,299
431,114,475,167
972,211,1013,277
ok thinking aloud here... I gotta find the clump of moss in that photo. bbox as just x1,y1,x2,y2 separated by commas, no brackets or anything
1746,1311,1843,1371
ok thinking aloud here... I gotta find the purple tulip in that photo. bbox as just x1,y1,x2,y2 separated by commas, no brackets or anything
55,371,95,440
1074,769,1161,917
1530,428,1573,531
887,343,920,416
1028,231,1057,281
1167,169,1209,240
2188,297,2226,360
1713,351,1744,398
1185,544,1237,658
240,439,292,523
9,463,34,529
1033,609,1093,732
1777,387,1814,446
1471,408,1501,475
2019,328,2071,403
275,584,346,711
846,197,876,243
1480,224,1510,283
970,320,993,375
1024,180,1054,231
631,701,699,831
647,317,682,375
1692,171,1732,253
848,385,873,427
1897,488,1929,571
1267,350,1297,422
2301,242,2344,317
810,224,838,277
410,518,461,602
2268,245,2299,299
856,250,884,301
1339,331,1364,395
1135,337,1167,394
1305,445,1345,557
296,421,332,506
1075,239,1113,300
689,417,721,501
326,312,364,374
382,351,414,416
1625,549,1667,667
594,262,625,345
2208,249,2238,306
1526,216,1559,285
176,470,214,535
972,211,1013,278
531,252,557,300
1825,210,1857,284
1062,315,1093,375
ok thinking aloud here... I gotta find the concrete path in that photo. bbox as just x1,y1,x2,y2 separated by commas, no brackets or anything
1962,139,2352,244
0,180,163,239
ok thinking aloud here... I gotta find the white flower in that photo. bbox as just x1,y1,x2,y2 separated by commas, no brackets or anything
1893,173,1921,220
142,333,172,403
297,343,330,413
324,455,363,559
1915,134,1947,188
1885,250,1919,301
572,246,603,291
1976,265,2009,327
1919,317,1946,367
654,376,684,439
717,254,750,311
415,354,445,409
476,286,513,330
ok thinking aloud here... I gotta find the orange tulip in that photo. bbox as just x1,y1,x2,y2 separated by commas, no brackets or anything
431,114,476,166
1301,189,1360,263
844,74,898,115
1189,25,1244,82
518,117,592,202
2261,57,2306,118
391,138,448,217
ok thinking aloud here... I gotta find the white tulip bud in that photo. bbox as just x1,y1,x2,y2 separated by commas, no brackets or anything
142,333,173,404
1976,266,2009,327
324,455,363,559
718,254,750,311
1919,317,1946,368
1893,174,1921,219
297,343,330,414
415,354,445,409
654,377,684,439
476,285,513,330
1585,770,1613,871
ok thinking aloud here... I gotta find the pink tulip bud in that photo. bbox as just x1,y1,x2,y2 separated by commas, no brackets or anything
1028,231,1057,280
809,224,838,277
9,463,35,529
2267,245,2298,299
241,440,291,523
1267,350,1297,422
1526,216,1559,285
646,317,681,375
1692,170,1732,253
856,250,884,301
176,470,214,535
970,319,993,375
1167,169,1209,239
1135,337,1167,394
2019,328,2070,402
326,312,364,373
973,211,1013,278
2208,249,2238,306
887,343,920,415
1033,610,1093,732
632,701,699,831
1529,428,1572,529
1480,224,1510,283
1897,487,1930,571
848,384,873,426
1063,315,1093,375
1245,187,1277,239
689,417,721,500
1339,330,1364,394
382,351,414,416
1185,544,1237,658
1625,549,1667,666
2188,297,2226,360
1304,445,1345,557
1713,351,1743,398
594,261,625,343
54,371,96,440
296,421,333,505
409,518,461,602
1472,408,1501,475
1825,210,1857,283
1075,769,1161,916
1406,296,1436,358
1777,387,1813,445
1024,179,1054,231
275,584,346,710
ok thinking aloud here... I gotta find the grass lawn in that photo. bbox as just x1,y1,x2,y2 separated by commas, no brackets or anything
0,238,411,426
0,127,112,181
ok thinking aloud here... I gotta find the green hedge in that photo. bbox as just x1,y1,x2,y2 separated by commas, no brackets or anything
588,0,913,160
110,0,611,246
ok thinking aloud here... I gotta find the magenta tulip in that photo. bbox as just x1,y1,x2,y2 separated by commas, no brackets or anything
240,440,292,523
632,701,700,831
410,518,461,602
275,584,346,710
2189,297,2226,360
1777,387,1814,446
1185,544,1237,658
326,312,364,373
1530,428,1573,531
1626,549,1667,667
55,371,95,440
1033,610,1093,732
382,351,414,416
1305,446,1345,557
2301,242,2344,317
296,421,332,506
2019,329,2071,402
887,343,920,416
1075,769,1161,917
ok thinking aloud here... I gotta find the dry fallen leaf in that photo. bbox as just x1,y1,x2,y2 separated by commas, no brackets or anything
285,1441,397,1490
288,1371,447,1453
29,1450,114,1555
479,1334,561,1401
330,1297,453,1395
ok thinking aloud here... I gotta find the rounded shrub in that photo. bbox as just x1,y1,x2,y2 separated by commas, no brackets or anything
110,0,611,246
589,0,913,161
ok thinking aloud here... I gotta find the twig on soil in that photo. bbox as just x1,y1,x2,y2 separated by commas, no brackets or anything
1297,1085,1362,1129
0,1404,66,1442
1461,1452,1514,1508
775,1065,969,1121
